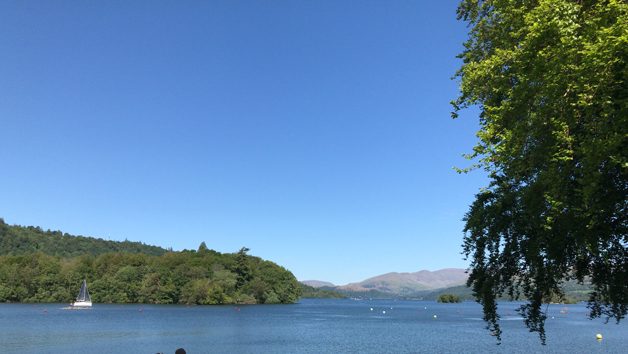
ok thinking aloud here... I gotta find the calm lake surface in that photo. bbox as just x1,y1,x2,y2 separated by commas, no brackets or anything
2,299,626,353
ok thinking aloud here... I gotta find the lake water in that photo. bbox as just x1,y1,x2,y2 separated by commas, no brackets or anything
2,299,626,353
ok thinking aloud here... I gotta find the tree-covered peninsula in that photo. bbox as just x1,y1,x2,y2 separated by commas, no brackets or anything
0,220,302,305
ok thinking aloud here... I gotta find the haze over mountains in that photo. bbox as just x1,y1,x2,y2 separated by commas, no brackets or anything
301,280,335,288
302,268,469,297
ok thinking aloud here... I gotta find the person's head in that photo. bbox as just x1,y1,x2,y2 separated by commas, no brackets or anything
175,349,186,354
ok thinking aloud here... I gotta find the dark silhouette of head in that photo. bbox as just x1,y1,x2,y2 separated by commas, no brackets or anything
175,349,186,354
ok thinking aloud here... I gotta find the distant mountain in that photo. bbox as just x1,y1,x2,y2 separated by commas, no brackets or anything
300,283,347,299
334,268,468,296
301,280,335,288
321,287,398,299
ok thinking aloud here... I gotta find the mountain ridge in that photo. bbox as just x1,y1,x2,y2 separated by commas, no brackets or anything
301,280,335,288
304,268,469,296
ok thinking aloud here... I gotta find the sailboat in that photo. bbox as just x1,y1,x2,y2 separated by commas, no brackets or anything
73,280,92,307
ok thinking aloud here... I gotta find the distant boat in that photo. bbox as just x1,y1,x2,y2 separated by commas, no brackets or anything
74,280,92,307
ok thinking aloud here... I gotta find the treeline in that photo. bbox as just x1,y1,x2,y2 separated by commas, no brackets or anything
321,287,396,299
0,247,302,305
300,283,348,299
416,285,475,301
438,294,462,303
418,281,591,303
0,218,168,258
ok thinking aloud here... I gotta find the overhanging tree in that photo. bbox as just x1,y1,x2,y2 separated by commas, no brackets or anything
452,0,628,344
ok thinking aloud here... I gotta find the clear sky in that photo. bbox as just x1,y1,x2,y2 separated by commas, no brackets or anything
1,1,487,285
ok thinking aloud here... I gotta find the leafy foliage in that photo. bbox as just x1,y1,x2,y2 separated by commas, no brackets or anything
0,219,168,258
438,294,462,303
453,0,628,344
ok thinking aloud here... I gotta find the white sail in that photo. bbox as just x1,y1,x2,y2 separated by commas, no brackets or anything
74,280,92,307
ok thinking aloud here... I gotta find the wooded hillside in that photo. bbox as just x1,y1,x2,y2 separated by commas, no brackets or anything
0,218,168,258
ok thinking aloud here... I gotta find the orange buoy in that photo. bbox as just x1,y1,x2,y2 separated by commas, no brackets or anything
139,309,142,312
35,305,37,308
121,305,123,307
457,311,459,313
508,313,510,315
565,307,567,310
586,314,589,316
187,306,189,308
44,310,47,312
238,309,240,311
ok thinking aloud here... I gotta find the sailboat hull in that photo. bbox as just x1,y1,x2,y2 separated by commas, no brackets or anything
73,301,92,307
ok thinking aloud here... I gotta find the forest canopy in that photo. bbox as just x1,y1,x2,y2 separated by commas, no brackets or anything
0,219,302,305
437,294,462,303
0,218,168,258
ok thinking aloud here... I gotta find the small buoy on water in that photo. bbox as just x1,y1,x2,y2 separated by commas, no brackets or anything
383,311,386,314
187,306,189,308
238,309,240,311
70,303,73,306
565,307,567,310
508,313,510,315
370,308,373,311
44,310,47,313
552,317,554,319
391,307,393,310
457,311,459,313
434,315,437,318
596,334,602,340
35,305,37,308
139,309,142,312
121,305,123,307
586,313,589,316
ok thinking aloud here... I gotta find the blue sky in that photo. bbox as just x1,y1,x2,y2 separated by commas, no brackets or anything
1,1,487,285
